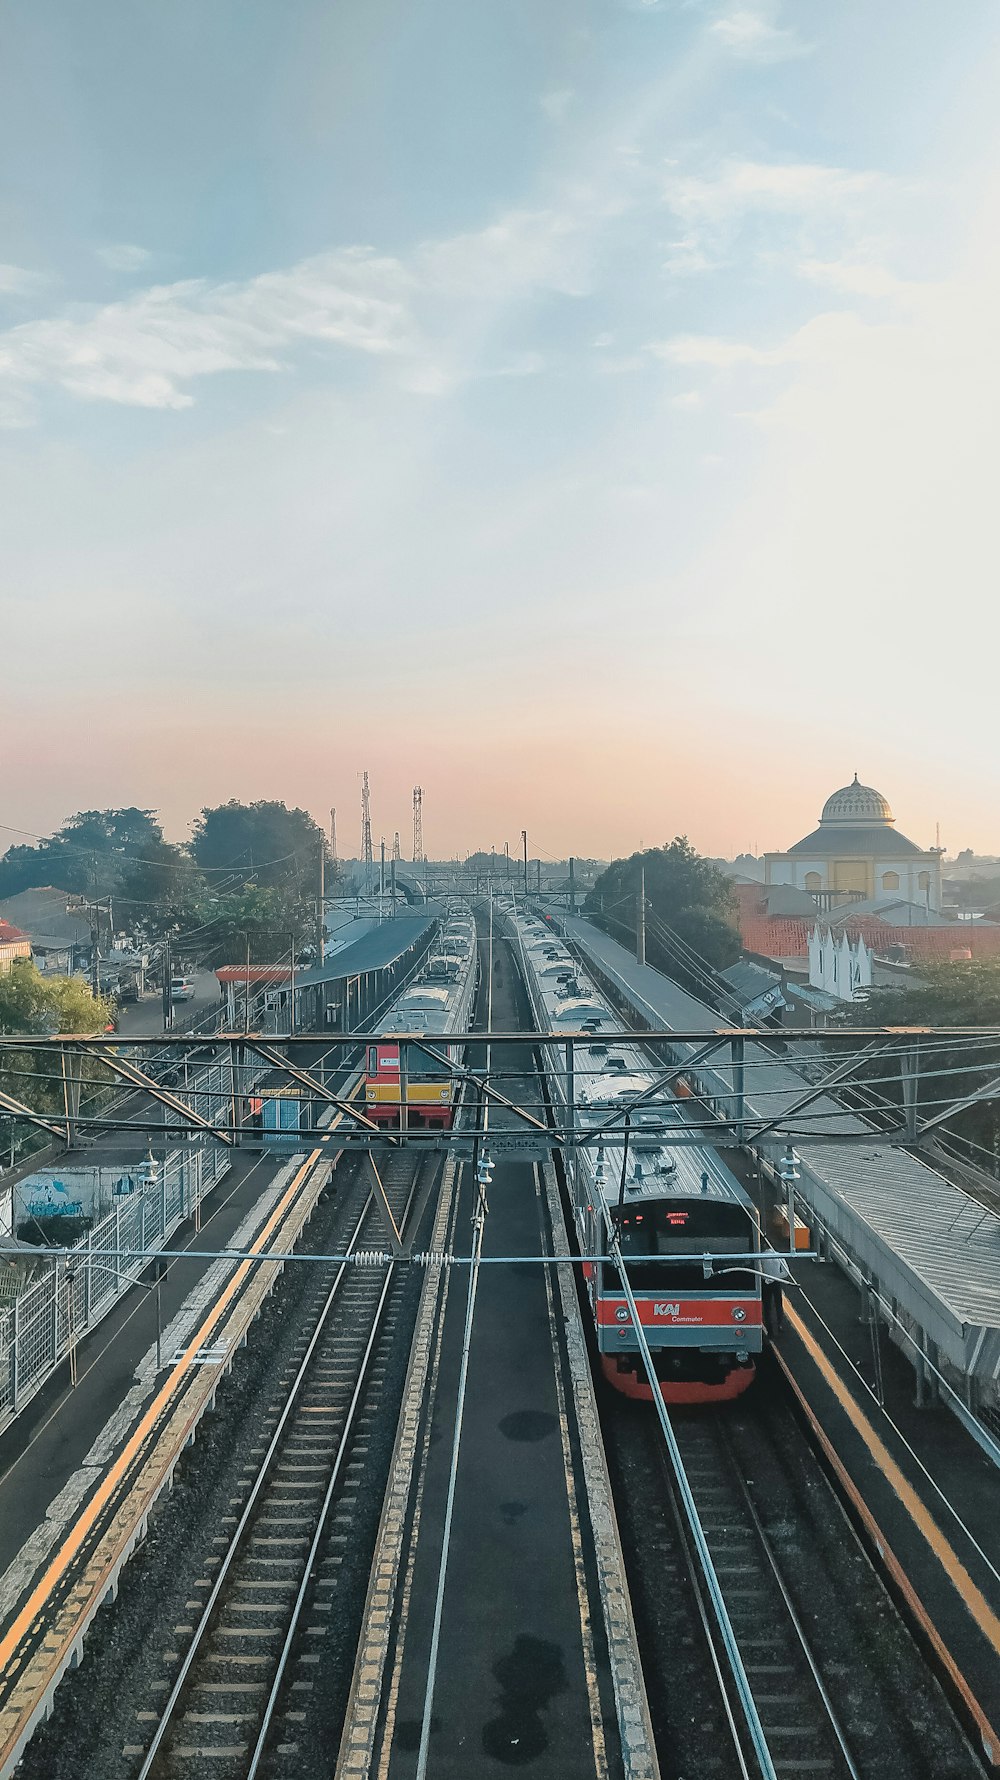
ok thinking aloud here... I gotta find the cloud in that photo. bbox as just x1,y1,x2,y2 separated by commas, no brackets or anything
0,249,416,415
798,258,904,298
96,243,153,273
670,389,703,408
658,155,882,280
664,158,877,224
0,264,43,296
0,197,611,420
541,88,573,123
709,5,808,62
650,333,787,368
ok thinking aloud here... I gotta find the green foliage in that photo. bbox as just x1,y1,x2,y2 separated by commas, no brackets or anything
191,801,326,894
845,961,1000,1160
853,961,1000,1029
0,809,169,899
0,960,113,1035
189,885,300,969
585,839,740,997
117,838,205,937
0,962,114,1167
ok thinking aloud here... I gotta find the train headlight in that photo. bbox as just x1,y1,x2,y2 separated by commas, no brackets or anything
732,1306,747,1322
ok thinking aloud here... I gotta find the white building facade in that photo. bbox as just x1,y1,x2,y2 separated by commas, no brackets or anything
808,924,873,1002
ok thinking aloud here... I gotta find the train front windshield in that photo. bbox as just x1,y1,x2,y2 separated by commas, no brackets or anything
603,1198,759,1293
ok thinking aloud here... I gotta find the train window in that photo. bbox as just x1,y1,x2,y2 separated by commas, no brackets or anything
367,1047,377,1072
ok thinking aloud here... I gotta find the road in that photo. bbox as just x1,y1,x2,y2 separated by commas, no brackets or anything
113,969,221,1038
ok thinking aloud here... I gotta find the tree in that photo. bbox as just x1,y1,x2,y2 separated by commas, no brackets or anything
191,801,327,902
0,962,115,1166
845,961,1000,1160
117,839,205,938
0,807,189,907
0,959,114,1036
585,839,740,998
188,884,300,969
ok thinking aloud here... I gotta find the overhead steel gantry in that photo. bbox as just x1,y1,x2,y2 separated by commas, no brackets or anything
2,1026,1000,1158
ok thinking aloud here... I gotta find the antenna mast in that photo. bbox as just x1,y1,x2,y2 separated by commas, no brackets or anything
412,786,424,863
330,807,338,862
392,831,401,861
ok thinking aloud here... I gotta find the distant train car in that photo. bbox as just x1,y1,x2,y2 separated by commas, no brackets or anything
513,910,763,1404
364,908,478,1130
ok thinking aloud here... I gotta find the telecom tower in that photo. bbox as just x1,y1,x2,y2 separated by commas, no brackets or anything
412,786,424,863
392,831,401,861
361,773,374,893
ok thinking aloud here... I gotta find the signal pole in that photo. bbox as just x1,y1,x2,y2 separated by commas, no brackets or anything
521,830,528,899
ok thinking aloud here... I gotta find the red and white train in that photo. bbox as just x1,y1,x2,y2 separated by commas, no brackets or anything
513,912,763,1404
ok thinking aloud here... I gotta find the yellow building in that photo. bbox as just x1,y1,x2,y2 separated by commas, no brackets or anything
764,777,943,912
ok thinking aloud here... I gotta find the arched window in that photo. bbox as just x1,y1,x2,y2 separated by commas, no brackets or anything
882,871,899,891
918,870,931,892
805,871,822,893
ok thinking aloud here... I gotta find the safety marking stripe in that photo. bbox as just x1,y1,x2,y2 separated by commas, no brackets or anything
778,1306,1000,1765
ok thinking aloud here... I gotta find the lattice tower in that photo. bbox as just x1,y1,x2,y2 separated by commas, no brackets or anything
412,786,423,863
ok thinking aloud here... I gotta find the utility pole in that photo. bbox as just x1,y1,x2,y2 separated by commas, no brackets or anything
162,936,173,1031
316,832,325,966
569,857,576,913
521,830,528,899
412,786,423,863
380,836,386,900
390,853,397,913
637,865,646,967
330,807,338,863
361,773,373,895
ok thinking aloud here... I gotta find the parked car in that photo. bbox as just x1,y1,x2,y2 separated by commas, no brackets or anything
170,977,195,1002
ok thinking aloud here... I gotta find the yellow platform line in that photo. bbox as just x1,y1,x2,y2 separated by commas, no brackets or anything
0,1139,326,1678
778,1304,1000,1765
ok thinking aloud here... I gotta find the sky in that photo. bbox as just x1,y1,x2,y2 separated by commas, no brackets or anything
2,0,1000,863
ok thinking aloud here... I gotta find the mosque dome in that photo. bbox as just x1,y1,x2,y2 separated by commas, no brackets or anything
819,776,894,827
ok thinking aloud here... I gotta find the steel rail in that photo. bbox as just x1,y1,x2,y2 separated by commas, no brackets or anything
245,1261,396,1780
134,1181,378,1780
716,1422,862,1780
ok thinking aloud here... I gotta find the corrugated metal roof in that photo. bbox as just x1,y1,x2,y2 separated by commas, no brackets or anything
295,909,441,986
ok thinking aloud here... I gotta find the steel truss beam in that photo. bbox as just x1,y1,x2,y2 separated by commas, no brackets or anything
77,1044,237,1145
239,1037,393,1142
4,1028,1000,1159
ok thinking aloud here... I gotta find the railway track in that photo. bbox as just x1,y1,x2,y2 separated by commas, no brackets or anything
605,1376,987,1780
667,1413,859,1780
128,1150,435,1780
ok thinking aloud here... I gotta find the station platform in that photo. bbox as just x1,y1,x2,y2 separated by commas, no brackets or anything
0,1147,296,1621
337,933,655,1780
775,1254,1000,1770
